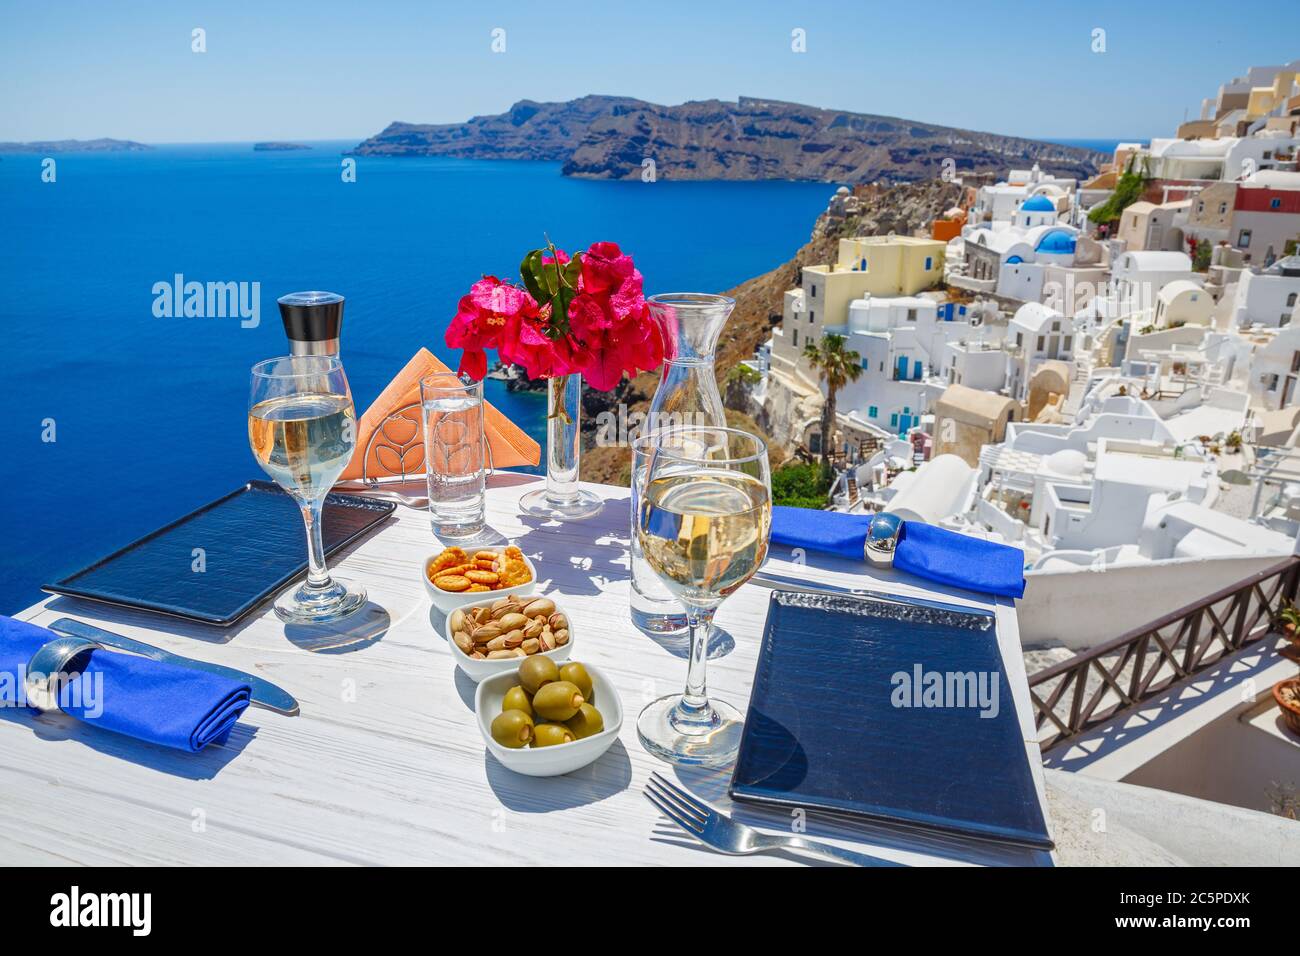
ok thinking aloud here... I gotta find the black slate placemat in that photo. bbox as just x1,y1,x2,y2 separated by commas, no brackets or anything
730,589,1052,849
44,481,394,626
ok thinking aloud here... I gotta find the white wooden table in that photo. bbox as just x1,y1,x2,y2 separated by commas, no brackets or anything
3,474,1053,866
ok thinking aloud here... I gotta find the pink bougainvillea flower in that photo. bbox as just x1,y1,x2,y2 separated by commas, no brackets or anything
579,241,635,295
444,241,663,390
446,276,542,381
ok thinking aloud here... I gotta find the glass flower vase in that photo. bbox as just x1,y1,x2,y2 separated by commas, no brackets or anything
519,372,604,521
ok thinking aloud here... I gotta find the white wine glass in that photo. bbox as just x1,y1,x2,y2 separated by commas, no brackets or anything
635,426,772,767
248,355,366,624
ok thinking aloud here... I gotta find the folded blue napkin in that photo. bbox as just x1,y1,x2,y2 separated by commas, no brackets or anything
770,507,1026,599
0,616,251,752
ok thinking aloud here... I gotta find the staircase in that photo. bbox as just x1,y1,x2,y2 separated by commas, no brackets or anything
846,473,859,505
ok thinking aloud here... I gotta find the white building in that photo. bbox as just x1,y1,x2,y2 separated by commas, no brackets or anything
829,294,996,436
1006,302,1074,401
971,164,1077,226
1106,251,1201,320
1151,279,1214,328
1249,323,1300,409
1230,255,1300,328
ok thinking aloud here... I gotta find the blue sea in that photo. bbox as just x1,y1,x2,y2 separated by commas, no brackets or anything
0,141,833,614
1044,138,1146,155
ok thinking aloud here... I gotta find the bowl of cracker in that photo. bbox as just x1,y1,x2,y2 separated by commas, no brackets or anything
422,545,537,614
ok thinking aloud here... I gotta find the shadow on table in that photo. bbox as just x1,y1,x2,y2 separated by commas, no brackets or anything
659,765,1052,867
282,601,390,654
510,505,632,601
452,664,477,709
0,706,255,780
39,596,250,646
483,740,634,812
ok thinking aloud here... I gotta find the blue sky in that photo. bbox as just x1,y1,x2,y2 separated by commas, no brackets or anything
1,0,1297,144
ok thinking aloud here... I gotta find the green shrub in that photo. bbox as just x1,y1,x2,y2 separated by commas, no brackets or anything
772,461,832,509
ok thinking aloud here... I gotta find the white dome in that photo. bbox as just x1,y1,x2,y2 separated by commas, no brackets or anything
1044,449,1087,477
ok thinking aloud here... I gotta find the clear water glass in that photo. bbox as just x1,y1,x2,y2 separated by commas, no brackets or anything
631,433,688,636
420,373,486,539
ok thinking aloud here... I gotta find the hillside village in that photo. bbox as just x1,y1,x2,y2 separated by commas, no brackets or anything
740,60,1300,652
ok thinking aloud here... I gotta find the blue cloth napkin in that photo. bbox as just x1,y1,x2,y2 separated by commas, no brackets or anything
770,506,1026,599
0,616,251,752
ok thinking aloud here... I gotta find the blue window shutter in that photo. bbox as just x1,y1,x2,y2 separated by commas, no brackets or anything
869,406,878,418
890,413,898,428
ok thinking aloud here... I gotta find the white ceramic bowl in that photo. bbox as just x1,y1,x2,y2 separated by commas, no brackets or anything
444,594,574,683
475,662,623,777
421,547,538,614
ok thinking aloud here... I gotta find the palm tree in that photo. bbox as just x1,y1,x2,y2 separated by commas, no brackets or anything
803,333,863,470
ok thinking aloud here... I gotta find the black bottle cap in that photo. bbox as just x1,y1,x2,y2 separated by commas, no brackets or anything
278,291,344,344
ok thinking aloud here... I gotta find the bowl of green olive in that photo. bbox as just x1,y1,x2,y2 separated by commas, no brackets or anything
474,657,623,777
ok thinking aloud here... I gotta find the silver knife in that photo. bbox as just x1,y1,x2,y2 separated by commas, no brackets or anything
749,571,991,619
49,618,300,716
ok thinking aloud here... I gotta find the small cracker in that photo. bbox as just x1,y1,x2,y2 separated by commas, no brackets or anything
499,559,531,588
467,583,491,592
465,569,500,585
435,574,471,592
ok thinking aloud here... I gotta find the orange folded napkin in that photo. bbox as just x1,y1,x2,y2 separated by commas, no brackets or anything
340,348,540,481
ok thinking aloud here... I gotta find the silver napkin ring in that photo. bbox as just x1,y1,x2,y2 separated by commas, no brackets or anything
864,513,903,568
25,636,100,712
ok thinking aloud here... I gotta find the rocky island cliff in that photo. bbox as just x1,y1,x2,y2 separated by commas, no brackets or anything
0,138,151,153
351,95,1104,183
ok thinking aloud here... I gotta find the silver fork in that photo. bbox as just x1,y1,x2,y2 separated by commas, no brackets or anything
646,773,903,867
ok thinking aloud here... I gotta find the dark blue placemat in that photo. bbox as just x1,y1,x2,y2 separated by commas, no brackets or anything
730,589,1052,849
44,481,394,626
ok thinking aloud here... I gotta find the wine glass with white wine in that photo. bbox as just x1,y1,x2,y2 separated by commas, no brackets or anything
248,355,366,624
635,426,772,767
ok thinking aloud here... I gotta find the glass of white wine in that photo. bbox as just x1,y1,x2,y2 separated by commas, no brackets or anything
635,426,771,767
248,355,366,624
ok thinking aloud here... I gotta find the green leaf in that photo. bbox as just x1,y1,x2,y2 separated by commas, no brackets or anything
520,249,548,304
562,254,583,291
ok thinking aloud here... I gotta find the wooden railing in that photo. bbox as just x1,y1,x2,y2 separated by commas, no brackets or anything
1028,556,1300,751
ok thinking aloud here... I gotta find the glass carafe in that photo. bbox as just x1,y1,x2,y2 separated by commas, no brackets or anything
630,293,733,635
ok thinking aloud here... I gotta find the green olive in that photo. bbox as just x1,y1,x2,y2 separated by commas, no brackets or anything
518,655,560,695
565,703,604,739
532,723,576,748
532,680,584,721
501,685,533,717
490,710,534,749
559,662,593,703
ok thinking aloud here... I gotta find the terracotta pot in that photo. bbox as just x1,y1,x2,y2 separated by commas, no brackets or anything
1271,678,1300,736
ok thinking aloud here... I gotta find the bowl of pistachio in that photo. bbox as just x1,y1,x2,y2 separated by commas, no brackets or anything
475,657,622,777
445,594,574,683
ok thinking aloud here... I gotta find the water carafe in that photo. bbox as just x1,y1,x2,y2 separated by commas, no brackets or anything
630,293,733,635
